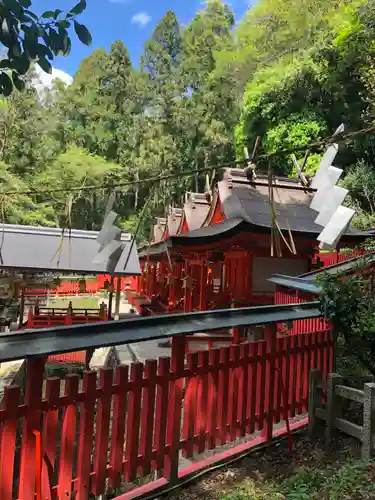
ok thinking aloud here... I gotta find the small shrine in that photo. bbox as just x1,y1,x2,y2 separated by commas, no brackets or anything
131,168,367,316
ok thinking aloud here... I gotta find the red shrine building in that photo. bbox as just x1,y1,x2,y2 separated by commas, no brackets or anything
129,168,366,315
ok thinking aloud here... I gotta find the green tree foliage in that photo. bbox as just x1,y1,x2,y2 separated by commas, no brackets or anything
3,0,375,235
319,266,375,377
0,0,91,95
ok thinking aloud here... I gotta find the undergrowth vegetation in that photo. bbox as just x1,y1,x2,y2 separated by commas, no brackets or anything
221,461,375,500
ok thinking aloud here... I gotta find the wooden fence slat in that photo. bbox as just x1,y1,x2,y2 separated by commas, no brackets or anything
196,350,209,454
125,363,143,481
228,345,239,442
297,335,305,414
164,336,185,480
76,371,97,500
262,326,276,441
257,341,267,431
283,337,291,420
109,365,128,489
304,335,312,412
318,331,324,376
312,330,319,371
207,349,219,449
290,336,298,417
92,368,113,496
0,385,21,500
274,338,283,424
239,343,249,437
323,330,330,377
41,377,61,500
18,357,45,500
217,347,230,445
139,359,158,476
248,342,258,434
153,357,170,472
58,374,79,500
182,353,198,458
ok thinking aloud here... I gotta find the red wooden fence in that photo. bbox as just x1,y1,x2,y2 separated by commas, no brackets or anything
312,249,365,268
274,288,328,335
23,275,138,298
0,327,333,499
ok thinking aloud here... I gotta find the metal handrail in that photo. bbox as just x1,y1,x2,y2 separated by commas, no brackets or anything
0,301,322,362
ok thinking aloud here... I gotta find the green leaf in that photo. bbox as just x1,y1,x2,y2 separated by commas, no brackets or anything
58,28,71,56
0,60,9,69
74,20,92,46
36,43,53,60
1,17,11,39
69,0,86,16
48,28,61,54
18,0,31,6
10,53,30,74
23,9,38,21
0,72,13,96
53,9,63,19
3,0,24,18
63,36,71,56
23,25,38,58
9,40,21,58
0,18,16,48
41,10,55,19
57,20,70,29
37,56,52,74
12,72,25,91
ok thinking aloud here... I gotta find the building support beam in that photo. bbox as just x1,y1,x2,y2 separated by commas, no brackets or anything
114,277,122,320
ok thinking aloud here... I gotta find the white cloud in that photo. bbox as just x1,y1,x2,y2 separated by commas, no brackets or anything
131,12,151,28
35,65,73,88
33,65,73,99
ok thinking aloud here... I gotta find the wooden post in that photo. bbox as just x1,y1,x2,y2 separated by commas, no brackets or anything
308,368,322,436
199,260,207,311
262,324,277,441
362,382,375,459
325,373,343,445
18,280,26,329
18,357,45,499
114,277,122,320
107,276,115,320
164,336,185,481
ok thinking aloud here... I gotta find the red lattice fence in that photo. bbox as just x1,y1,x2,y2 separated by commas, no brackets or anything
0,328,333,499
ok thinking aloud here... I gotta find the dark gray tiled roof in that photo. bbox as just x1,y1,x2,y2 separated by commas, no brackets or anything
219,170,366,237
0,224,140,275
139,168,368,256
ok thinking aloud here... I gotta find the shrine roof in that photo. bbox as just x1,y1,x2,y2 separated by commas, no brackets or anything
0,224,140,275
152,218,166,243
218,169,365,238
139,168,368,257
166,207,183,237
184,192,211,231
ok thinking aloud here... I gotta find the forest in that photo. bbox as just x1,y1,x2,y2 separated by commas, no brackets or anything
2,0,375,238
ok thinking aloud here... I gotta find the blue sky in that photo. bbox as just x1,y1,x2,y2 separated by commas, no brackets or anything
33,0,250,79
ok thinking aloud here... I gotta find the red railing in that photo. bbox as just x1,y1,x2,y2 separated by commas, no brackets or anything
0,327,333,499
23,275,138,298
274,288,327,335
312,249,365,267
22,309,107,366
